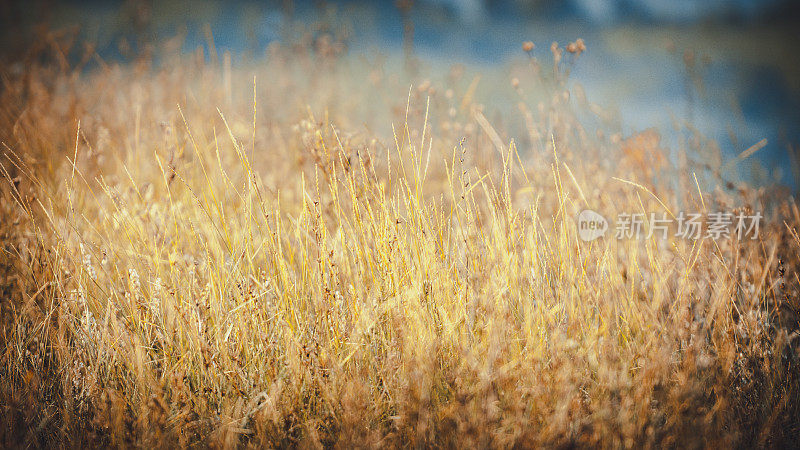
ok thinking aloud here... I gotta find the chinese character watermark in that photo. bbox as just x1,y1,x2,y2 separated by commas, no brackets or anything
577,210,761,242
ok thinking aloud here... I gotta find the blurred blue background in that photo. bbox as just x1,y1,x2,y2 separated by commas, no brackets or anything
2,0,799,189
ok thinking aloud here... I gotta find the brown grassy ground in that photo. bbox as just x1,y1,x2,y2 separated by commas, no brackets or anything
1,31,799,448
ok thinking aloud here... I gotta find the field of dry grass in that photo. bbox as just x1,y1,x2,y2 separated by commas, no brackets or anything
1,30,799,448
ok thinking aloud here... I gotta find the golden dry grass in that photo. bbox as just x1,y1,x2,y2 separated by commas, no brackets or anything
1,31,799,448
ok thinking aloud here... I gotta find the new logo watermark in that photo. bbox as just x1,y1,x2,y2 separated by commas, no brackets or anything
577,209,609,241
577,210,761,242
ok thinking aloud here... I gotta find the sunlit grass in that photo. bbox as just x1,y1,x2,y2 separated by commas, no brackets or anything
1,34,798,447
